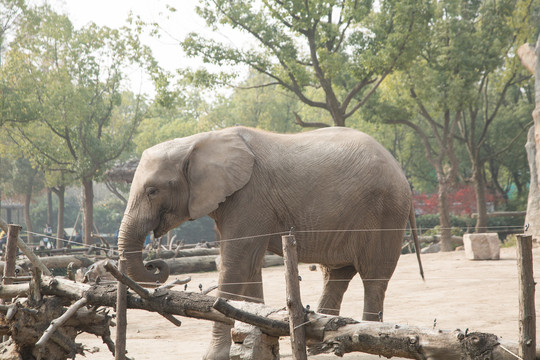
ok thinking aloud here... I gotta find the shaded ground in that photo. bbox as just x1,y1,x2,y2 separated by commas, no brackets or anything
78,246,538,359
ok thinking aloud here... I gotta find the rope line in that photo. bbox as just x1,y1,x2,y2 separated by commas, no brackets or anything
499,344,523,360
21,223,525,256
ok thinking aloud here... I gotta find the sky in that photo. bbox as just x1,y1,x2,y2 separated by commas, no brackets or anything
47,0,250,96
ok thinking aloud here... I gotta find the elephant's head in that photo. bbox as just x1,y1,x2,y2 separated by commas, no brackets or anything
117,129,254,284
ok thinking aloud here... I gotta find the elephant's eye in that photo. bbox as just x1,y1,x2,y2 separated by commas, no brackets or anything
146,187,158,197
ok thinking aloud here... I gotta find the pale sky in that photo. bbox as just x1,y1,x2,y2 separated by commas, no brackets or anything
47,0,250,96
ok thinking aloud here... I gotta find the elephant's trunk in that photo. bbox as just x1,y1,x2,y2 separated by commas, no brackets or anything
117,218,170,285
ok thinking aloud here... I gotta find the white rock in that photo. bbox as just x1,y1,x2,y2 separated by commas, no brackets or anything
463,233,500,260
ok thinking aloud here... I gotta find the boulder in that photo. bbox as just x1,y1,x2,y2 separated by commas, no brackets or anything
463,233,500,260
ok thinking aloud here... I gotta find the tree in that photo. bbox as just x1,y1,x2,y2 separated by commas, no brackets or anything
180,0,430,127
0,0,25,65
366,0,479,250
453,0,534,232
371,0,535,248
2,5,153,245
518,33,540,242
10,157,43,243
202,70,302,133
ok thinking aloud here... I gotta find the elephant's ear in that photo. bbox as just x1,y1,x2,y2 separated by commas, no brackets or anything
186,131,254,220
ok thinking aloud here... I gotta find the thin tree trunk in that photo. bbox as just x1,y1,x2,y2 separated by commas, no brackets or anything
24,193,33,244
82,177,93,246
437,177,453,252
46,188,53,227
54,186,65,249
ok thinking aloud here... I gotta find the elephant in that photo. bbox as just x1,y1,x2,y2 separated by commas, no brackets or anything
117,126,424,360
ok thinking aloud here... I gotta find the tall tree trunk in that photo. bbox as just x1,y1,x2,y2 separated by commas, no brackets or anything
525,127,540,240
518,37,540,241
53,186,65,249
437,176,453,252
82,177,93,246
24,193,33,244
46,188,53,226
473,160,488,233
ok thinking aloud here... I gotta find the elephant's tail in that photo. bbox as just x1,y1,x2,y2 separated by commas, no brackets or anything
409,206,425,280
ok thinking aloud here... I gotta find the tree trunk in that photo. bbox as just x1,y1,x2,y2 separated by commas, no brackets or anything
24,193,33,244
46,188,53,227
81,177,93,246
437,176,453,252
518,37,540,242
55,186,65,249
473,160,488,233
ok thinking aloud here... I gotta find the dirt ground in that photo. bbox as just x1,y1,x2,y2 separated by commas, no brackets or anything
77,246,539,359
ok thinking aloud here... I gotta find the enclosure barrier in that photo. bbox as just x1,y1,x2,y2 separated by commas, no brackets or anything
0,228,536,359
0,216,537,359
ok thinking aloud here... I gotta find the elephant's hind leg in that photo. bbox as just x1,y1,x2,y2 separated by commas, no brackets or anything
317,265,357,316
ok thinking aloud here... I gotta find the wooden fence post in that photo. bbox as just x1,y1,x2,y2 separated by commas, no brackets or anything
281,234,307,360
0,217,52,276
115,258,127,360
517,234,536,360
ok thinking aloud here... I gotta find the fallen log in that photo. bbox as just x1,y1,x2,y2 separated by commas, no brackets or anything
146,247,220,260
166,255,218,274
214,299,540,360
0,296,114,359
0,255,97,274
165,254,284,275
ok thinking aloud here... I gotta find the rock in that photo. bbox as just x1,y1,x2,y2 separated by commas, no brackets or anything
421,243,440,254
463,233,500,260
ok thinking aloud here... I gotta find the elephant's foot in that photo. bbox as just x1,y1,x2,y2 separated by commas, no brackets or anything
203,346,230,360
203,322,232,360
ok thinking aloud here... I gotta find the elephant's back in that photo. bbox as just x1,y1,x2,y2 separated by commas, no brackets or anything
239,126,412,222
241,126,409,191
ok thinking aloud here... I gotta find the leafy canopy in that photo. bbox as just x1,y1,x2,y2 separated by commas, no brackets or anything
181,0,431,127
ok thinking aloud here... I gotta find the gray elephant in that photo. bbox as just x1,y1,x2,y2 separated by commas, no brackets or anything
117,126,423,360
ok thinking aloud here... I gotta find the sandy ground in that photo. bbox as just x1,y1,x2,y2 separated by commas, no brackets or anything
77,246,539,359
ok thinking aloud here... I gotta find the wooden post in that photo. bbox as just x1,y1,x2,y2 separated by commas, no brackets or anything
3,224,21,286
0,217,52,276
115,258,127,360
517,235,536,360
281,234,307,360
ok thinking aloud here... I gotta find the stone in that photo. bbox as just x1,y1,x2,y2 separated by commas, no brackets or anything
421,243,440,254
230,323,279,360
463,233,500,260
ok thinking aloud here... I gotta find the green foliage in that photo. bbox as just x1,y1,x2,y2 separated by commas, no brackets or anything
30,192,81,234
1,4,152,182
201,71,303,133
416,214,475,235
180,0,431,127
134,91,203,154
94,197,125,234
501,234,517,248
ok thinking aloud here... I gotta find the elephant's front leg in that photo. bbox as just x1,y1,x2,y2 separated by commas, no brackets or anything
204,245,266,360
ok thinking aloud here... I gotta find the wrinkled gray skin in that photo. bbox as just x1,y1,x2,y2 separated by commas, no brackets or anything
117,126,423,360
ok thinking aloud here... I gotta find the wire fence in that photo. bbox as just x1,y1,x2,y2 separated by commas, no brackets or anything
16,223,527,258
2,224,537,352
4,225,533,296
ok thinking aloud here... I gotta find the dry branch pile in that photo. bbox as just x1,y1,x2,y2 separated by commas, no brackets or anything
0,271,537,360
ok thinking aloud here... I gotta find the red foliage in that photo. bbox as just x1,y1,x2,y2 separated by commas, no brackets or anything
413,185,499,216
